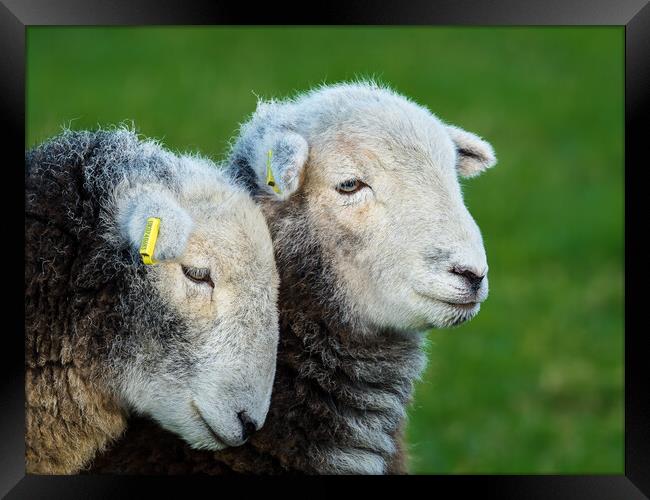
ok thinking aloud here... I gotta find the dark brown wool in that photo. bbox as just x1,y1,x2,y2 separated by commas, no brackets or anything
25,132,134,473
26,129,186,474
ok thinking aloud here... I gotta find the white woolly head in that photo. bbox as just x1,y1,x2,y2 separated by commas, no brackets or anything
109,148,279,451
230,81,496,331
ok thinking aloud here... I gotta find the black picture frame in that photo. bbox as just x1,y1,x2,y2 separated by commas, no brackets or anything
2,0,647,496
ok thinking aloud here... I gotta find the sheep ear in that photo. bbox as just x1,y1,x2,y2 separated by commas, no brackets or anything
446,125,497,178
251,129,309,200
117,185,194,263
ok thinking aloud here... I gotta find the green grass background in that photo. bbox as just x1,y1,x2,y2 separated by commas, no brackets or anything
26,27,624,474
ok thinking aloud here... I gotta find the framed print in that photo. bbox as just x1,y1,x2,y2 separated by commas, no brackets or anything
2,0,648,497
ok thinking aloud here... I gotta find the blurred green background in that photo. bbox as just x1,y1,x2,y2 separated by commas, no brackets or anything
26,27,624,474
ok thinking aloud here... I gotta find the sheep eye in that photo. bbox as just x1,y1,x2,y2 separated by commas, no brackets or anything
181,265,214,288
336,179,367,194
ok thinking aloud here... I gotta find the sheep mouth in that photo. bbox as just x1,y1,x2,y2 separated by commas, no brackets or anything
442,300,478,309
190,401,232,448
415,291,479,309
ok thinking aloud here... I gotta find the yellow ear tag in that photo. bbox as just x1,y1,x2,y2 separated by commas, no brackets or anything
265,150,281,194
139,217,161,265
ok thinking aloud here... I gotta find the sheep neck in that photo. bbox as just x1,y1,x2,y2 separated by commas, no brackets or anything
25,155,129,473
225,195,428,474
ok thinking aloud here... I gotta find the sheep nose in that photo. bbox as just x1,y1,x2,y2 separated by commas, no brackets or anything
237,411,258,441
450,266,485,292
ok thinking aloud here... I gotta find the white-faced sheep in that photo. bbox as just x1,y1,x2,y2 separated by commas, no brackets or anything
89,81,497,474
25,128,280,474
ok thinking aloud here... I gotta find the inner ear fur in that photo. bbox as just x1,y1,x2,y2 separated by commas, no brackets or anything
446,125,497,178
117,184,194,262
257,128,309,200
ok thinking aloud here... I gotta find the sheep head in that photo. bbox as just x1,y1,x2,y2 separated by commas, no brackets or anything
229,82,497,331
106,146,279,451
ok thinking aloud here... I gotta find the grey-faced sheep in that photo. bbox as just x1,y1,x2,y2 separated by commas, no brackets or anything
89,81,497,474
25,128,280,474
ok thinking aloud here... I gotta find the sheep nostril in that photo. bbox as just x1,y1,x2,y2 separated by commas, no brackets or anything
237,411,258,441
450,266,485,291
